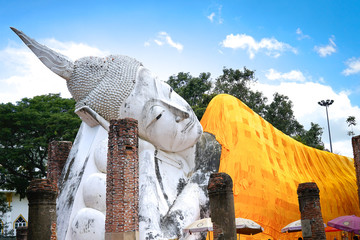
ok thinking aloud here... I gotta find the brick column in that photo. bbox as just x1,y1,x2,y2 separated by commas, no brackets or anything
106,118,139,240
47,140,72,187
352,135,360,208
16,226,27,240
50,222,57,240
297,182,326,240
26,179,57,240
208,172,236,240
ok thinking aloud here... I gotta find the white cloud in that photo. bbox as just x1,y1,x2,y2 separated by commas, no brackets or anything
266,68,306,82
252,81,359,157
144,41,150,47
160,32,183,52
150,32,183,52
217,5,223,24
207,5,223,24
0,39,108,104
221,33,297,59
207,12,215,22
154,39,164,46
44,39,108,60
296,28,311,40
342,57,360,76
318,77,325,83
314,35,336,57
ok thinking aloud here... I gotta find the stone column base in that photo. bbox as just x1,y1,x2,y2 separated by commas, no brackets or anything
105,231,139,240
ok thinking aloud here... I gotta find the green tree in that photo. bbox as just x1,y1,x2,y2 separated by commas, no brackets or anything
346,116,356,136
167,72,214,120
0,171,11,214
0,192,12,237
168,67,324,150
0,94,81,198
0,194,11,215
264,93,304,137
213,67,268,116
294,122,324,150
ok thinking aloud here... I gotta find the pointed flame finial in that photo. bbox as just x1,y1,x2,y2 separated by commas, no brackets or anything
10,27,74,80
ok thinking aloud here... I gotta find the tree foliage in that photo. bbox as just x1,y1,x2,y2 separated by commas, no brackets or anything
0,94,81,197
213,67,268,116
0,193,11,215
167,67,324,149
293,122,324,150
346,116,357,136
264,93,304,136
167,72,215,120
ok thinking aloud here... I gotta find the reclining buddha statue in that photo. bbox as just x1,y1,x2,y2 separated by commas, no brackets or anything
11,27,221,240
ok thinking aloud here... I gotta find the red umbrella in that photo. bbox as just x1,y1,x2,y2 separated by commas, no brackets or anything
325,226,342,232
327,215,360,234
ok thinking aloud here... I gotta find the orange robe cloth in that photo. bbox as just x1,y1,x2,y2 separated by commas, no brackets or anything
200,94,360,239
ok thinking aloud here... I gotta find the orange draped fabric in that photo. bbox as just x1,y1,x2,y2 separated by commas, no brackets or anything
200,94,360,239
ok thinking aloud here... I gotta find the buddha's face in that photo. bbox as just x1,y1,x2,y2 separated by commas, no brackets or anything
119,68,203,152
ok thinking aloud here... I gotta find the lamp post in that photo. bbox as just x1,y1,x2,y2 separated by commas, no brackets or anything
318,99,334,153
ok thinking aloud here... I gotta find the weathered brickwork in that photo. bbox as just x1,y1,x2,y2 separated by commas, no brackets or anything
352,135,360,208
208,172,236,240
47,140,72,187
27,179,57,240
106,118,139,235
297,182,326,240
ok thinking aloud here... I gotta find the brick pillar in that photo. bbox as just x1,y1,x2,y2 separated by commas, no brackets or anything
297,182,326,240
106,118,139,240
47,140,72,187
16,226,27,240
50,222,57,240
26,179,57,240
352,135,360,208
208,172,236,240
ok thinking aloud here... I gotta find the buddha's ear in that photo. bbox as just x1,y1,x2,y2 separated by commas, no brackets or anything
10,27,74,81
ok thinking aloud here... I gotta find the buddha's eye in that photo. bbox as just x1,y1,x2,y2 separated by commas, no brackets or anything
146,106,165,128
169,88,173,98
151,106,165,121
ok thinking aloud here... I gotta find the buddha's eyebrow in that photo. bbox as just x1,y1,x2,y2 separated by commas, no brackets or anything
160,99,189,119
142,99,190,129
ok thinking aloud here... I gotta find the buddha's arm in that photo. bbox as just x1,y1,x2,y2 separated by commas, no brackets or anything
160,132,221,239
138,139,166,239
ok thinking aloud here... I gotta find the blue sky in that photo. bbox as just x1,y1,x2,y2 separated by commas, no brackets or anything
1,0,360,157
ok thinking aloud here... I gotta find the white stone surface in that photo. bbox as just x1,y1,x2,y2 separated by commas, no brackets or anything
94,139,108,173
83,173,106,213
57,123,108,240
56,67,207,239
70,208,105,240
57,68,205,239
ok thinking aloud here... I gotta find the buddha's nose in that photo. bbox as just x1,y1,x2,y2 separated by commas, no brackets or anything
175,112,190,122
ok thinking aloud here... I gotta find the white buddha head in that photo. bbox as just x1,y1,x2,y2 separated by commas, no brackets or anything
122,67,203,152
12,28,203,153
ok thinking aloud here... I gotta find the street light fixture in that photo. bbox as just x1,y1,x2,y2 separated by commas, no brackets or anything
318,99,334,153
